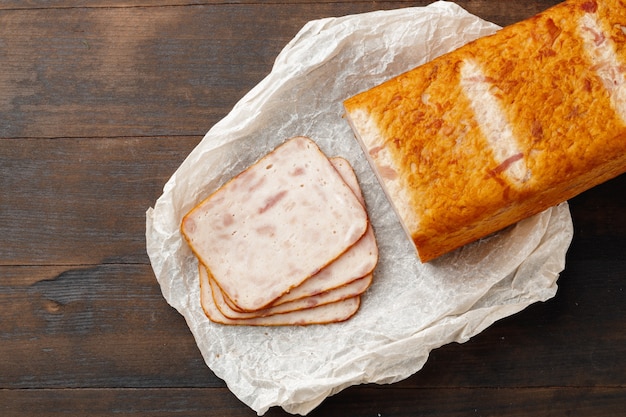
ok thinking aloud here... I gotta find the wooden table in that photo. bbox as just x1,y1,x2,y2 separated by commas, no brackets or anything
2,1,625,416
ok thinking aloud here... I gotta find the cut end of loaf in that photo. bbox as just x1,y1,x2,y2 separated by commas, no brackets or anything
344,106,421,239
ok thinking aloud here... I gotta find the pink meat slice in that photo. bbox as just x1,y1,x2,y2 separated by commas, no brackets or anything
268,156,378,305
199,265,361,326
181,136,369,312
209,268,372,319
215,156,378,311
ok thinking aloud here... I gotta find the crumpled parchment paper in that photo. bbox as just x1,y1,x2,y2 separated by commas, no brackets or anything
146,2,574,415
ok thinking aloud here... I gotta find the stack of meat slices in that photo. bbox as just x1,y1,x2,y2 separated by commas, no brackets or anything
181,136,378,326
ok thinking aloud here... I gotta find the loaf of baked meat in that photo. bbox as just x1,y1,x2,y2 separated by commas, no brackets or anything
344,0,626,262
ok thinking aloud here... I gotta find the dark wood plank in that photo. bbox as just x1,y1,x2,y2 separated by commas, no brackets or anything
0,137,199,265
1,254,624,390
1,5,279,138
0,0,564,25
313,386,626,417
0,386,624,417
0,264,219,388
0,387,259,417
0,1,562,140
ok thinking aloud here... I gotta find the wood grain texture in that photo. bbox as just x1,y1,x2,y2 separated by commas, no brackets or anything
0,137,199,265
1,0,624,416
1,386,625,416
0,264,219,388
1,5,280,138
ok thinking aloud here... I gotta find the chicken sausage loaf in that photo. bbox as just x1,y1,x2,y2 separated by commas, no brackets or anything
344,0,626,262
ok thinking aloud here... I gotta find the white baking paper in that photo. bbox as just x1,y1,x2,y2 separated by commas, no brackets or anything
146,2,574,415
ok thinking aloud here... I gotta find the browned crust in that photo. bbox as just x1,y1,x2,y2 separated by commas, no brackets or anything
344,0,626,262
